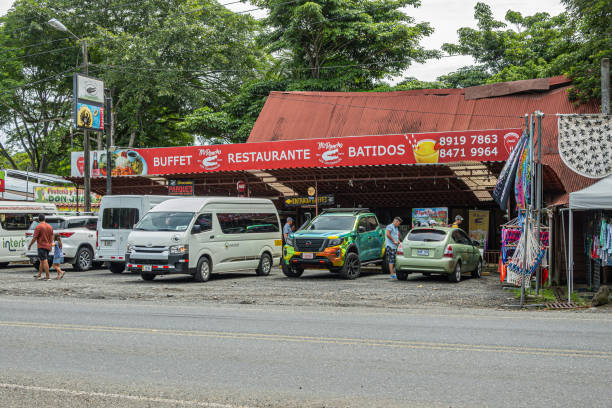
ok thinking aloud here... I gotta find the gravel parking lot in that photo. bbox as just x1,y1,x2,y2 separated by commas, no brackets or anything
0,262,516,309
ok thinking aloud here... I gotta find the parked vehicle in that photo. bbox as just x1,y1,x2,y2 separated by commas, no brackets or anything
26,215,98,271
96,195,182,274
126,197,282,281
282,208,385,279
0,201,57,267
395,227,482,282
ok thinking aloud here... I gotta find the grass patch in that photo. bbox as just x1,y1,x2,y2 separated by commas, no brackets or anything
512,287,587,306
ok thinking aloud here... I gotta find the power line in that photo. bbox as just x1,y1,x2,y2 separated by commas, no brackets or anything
0,68,74,96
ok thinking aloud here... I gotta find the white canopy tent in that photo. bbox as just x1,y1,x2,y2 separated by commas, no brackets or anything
570,175,612,210
566,175,612,301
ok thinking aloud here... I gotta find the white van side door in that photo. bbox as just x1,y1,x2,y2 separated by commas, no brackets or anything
190,212,219,271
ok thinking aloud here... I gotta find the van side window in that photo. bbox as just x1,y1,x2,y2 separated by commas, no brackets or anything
102,208,139,229
0,213,32,230
216,213,279,234
195,213,212,232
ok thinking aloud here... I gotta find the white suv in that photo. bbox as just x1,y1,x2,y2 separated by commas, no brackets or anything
26,215,98,271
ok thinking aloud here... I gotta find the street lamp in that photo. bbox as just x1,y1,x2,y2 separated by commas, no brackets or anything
48,18,91,213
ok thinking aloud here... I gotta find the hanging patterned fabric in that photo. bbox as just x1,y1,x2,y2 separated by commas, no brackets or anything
514,141,531,210
493,131,528,211
558,114,612,178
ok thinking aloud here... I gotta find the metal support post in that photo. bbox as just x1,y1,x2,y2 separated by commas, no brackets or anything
520,210,530,307
82,39,91,213
568,209,574,303
602,58,610,114
536,111,544,294
105,91,113,196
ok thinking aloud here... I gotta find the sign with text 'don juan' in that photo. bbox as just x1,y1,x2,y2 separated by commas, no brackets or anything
168,179,194,196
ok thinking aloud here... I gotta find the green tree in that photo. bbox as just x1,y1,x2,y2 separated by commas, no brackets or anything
559,0,611,103
439,1,610,104
0,0,264,174
182,0,439,143
256,0,437,87
440,2,575,87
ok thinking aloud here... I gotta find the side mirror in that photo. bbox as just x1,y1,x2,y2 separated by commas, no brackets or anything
472,240,480,247
358,225,366,233
191,225,202,234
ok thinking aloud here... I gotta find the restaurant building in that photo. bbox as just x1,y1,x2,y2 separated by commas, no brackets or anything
70,76,600,265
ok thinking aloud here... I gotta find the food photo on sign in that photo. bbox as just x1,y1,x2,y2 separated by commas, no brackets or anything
71,149,148,177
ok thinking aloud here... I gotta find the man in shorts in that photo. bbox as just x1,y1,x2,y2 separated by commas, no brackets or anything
27,214,54,280
385,217,402,279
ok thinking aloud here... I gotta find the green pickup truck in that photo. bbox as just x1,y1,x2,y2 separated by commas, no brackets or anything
282,208,386,279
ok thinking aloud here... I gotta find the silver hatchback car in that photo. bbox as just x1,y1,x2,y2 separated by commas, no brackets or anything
395,227,482,282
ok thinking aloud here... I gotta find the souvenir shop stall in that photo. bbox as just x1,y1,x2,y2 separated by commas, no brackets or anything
567,175,612,297
493,113,550,305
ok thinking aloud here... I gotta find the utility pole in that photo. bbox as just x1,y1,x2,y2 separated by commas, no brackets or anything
105,90,113,196
602,58,610,114
82,39,91,213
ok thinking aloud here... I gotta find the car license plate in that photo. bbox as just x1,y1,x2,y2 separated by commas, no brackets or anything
417,249,429,256
103,240,113,246
302,252,314,259
143,265,152,271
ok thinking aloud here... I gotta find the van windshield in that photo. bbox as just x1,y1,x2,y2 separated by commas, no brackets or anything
134,212,195,232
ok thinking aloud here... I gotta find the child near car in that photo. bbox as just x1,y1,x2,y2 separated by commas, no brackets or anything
52,234,65,280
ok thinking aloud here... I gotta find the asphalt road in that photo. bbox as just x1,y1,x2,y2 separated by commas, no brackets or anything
1,296,611,408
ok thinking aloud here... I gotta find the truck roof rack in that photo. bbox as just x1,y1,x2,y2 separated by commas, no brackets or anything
321,208,371,215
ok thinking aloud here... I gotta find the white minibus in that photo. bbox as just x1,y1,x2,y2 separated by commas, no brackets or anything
96,195,185,273
0,201,57,267
126,197,282,281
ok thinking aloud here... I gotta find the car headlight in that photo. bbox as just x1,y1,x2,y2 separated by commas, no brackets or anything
170,245,189,254
285,236,294,246
126,243,134,253
328,238,343,247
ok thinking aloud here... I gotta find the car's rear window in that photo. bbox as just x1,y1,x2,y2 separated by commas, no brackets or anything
29,218,66,231
407,229,448,242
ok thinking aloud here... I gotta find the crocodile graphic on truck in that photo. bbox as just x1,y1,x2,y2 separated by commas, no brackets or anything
282,208,386,279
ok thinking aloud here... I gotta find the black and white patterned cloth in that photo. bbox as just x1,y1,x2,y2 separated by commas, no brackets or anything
558,114,612,178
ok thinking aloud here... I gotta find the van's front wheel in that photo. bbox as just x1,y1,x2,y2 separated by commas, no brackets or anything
141,273,155,281
194,257,211,282
256,253,272,276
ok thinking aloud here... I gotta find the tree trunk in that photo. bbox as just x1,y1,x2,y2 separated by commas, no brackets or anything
128,129,136,148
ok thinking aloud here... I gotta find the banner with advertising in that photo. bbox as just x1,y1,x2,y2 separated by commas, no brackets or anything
73,74,105,131
411,207,449,228
34,187,102,213
468,210,490,250
168,180,194,196
71,128,522,177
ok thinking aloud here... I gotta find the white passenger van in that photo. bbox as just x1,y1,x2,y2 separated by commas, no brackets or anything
0,201,56,267
126,197,282,281
96,195,183,273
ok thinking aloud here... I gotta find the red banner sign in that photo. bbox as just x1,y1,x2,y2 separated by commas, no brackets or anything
71,129,522,177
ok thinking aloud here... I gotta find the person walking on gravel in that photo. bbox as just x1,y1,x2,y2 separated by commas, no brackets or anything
51,233,65,280
27,214,54,280
385,217,402,280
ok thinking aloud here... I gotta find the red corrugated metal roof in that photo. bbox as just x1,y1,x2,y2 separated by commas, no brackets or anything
248,77,600,197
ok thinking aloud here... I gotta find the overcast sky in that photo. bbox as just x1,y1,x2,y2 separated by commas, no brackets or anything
0,0,566,81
